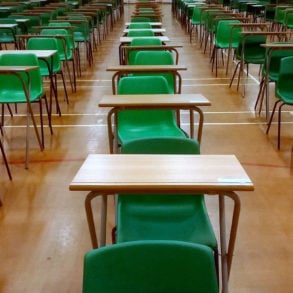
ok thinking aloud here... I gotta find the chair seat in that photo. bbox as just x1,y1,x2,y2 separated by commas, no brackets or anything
0,89,44,103
118,109,186,144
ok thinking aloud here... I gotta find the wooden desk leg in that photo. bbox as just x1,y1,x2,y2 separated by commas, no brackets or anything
85,192,109,248
112,72,120,94
219,194,229,293
107,109,116,154
192,106,204,143
100,195,108,247
219,191,241,293
85,191,100,248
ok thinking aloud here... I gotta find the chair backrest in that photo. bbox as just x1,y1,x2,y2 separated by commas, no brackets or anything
118,75,172,95
27,37,61,75
128,37,162,64
117,75,179,141
264,46,293,81
83,240,218,293
237,35,267,64
191,5,203,24
285,10,293,28
48,21,72,27
276,56,293,101
127,29,154,37
215,19,241,49
0,53,43,100
131,16,151,22
133,50,175,93
117,75,174,127
121,136,200,154
128,22,152,29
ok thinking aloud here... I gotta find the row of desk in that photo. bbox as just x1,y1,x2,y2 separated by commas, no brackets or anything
69,11,255,293
185,4,293,142
0,1,123,173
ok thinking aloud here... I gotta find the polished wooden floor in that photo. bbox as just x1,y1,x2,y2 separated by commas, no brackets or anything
1,3,293,292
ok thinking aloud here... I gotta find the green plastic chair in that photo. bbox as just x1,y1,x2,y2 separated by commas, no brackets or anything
10,14,40,34
117,136,218,269
133,50,177,93
0,53,52,168
7,15,31,34
272,5,290,31
116,76,186,148
284,9,293,29
211,19,241,77
127,29,154,37
201,9,223,53
128,22,152,29
266,56,293,150
230,34,267,91
255,45,293,113
41,28,76,93
199,8,219,49
83,240,218,293
68,15,93,67
128,37,162,65
27,37,69,114
48,21,81,79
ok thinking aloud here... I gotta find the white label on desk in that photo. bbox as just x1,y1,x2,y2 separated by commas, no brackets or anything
218,178,250,183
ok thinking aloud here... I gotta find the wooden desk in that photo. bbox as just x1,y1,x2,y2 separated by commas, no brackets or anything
99,93,211,153
0,24,18,48
106,64,187,94
0,65,43,169
69,153,254,293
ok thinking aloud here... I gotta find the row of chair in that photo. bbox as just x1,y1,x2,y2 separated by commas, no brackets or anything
187,1,293,150
0,0,123,181
83,5,219,292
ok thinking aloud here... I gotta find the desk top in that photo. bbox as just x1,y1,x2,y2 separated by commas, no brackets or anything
125,22,162,26
15,18,30,23
0,65,38,72
122,45,182,50
123,28,166,33
261,42,293,49
0,50,57,58
0,24,18,28
240,31,291,35
120,36,170,43
69,154,254,193
99,94,211,108
107,65,187,72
